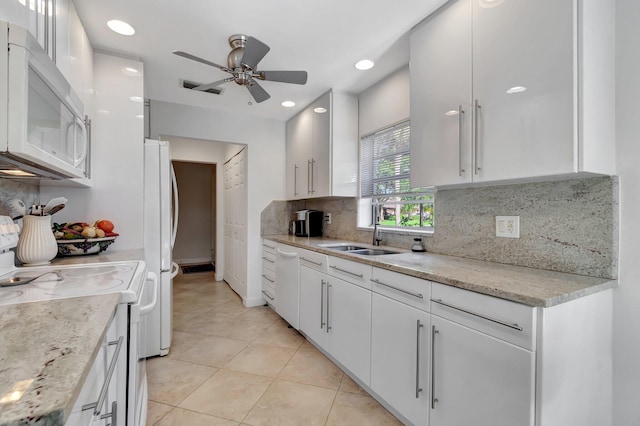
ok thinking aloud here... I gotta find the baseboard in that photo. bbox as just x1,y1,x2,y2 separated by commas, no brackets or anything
215,272,224,281
173,257,211,265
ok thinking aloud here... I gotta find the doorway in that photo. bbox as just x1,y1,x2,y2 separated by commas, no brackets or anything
172,161,216,267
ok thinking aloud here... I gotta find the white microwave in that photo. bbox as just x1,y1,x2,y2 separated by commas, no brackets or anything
0,21,90,181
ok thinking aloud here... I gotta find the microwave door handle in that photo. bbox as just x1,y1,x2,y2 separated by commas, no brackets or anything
73,116,88,167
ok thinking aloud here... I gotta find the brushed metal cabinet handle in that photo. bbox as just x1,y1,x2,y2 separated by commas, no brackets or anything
294,165,298,196
263,243,276,249
431,325,439,409
83,336,124,415
300,257,322,266
474,99,482,175
320,279,326,329
261,274,274,283
458,105,465,176
370,279,423,299
261,290,275,301
307,160,312,194
262,256,275,263
330,265,363,278
326,283,332,332
416,319,424,398
431,298,523,331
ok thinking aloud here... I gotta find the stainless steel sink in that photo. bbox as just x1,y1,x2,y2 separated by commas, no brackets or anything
348,249,401,256
319,244,368,251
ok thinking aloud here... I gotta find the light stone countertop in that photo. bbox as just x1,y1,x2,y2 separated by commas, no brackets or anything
0,293,121,426
264,235,617,307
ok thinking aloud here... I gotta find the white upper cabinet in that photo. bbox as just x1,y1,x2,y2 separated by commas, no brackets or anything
410,0,615,187
286,90,358,200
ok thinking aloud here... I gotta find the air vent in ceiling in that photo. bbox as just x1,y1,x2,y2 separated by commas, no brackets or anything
181,80,224,95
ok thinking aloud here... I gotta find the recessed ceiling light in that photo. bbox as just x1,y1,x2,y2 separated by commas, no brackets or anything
313,107,327,114
506,86,527,94
135,115,144,120
355,59,375,71
445,110,459,116
107,20,135,36
129,96,143,103
122,67,141,76
281,101,296,108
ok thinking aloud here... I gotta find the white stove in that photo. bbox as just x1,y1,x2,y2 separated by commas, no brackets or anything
0,215,151,426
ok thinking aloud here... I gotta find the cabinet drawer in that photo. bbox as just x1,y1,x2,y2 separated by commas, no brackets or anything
262,250,276,271
371,267,431,312
298,248,328,273
261,266,275,286
328,256,372,289
262,240,277,254
431,282,536,350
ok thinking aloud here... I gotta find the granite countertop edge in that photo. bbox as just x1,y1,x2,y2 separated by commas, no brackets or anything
263,235,617,308
0,294,121,426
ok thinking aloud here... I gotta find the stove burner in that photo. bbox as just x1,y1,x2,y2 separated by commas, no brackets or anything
40,278,126,295
0,290,24,301
61,265,134,278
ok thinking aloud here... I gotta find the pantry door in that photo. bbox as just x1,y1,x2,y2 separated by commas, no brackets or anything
224,148,247,298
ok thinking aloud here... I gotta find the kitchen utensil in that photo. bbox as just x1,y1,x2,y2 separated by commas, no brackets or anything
45,204,65,215
43,197,68,215
0,271,62,287
7,199,26,220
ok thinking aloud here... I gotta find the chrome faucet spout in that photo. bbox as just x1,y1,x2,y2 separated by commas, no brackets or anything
373,216,382,246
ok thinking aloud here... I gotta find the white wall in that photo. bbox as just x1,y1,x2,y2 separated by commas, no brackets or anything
41,52,145,250
614,0,640,423
162,135,241,282
150,101,286,306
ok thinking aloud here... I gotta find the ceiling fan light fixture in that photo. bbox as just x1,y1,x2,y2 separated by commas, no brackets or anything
107,19,135,36
355,59,375,71
281,101,296,108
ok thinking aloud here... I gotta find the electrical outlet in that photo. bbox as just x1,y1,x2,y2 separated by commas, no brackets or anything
325,213,331,225
496,216,520,238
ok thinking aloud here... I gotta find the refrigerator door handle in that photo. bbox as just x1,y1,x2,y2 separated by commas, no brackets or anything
170,262,180,279
170,163,179,249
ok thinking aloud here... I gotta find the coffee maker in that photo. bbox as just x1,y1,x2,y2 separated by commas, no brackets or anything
294,210,323,237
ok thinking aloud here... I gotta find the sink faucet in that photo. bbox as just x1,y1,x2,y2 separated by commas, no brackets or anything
373,213,382,246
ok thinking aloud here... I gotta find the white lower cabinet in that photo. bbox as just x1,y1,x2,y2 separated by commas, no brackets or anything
299,264,371,386
371,293,430,426
430,315,535,426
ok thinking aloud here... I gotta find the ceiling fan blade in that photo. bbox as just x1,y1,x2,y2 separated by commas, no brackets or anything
173,50,229,71
246,81,271,103
193,78,233,91
258,70,308,85
241,37,270,70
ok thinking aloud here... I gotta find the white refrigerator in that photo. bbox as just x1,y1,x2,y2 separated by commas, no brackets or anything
143,139,179,357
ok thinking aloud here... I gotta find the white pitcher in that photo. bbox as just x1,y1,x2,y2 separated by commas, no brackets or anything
17,215,58,265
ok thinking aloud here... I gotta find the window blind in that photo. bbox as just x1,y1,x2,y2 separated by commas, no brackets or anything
360,121,412,198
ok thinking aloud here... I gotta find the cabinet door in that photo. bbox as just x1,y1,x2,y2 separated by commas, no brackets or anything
275,247,300,329
410,0,472,188
327,277,371,385
430,315,535,426
299,266,329,350
472,0,574,181
371,293,430,426
311,91,331,197
286,108,312,199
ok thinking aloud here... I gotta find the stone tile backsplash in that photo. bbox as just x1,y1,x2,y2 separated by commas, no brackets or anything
0,180,40,218
261,176,618,279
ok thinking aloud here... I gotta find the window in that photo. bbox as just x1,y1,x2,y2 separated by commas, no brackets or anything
359,120,434,232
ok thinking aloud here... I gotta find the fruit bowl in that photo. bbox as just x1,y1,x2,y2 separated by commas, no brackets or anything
56,237,117,257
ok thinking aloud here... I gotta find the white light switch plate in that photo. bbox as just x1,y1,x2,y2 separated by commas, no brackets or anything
496,216,520,238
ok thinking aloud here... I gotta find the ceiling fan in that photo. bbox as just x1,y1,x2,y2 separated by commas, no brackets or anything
173,34,308,103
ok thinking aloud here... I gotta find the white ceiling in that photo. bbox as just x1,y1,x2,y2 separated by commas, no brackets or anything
74,0,446,121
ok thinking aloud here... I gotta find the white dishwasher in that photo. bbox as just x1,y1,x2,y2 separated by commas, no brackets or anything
275,246,300,329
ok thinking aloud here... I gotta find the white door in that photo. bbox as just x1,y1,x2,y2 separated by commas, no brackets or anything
371,293,430,426
327,277,372,386
410,0,472,187
223,148,247,298
299,266,329,351
430,315,535,426
472,0,574,181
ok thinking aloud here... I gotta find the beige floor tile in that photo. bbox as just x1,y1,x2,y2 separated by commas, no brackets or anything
338,374,369,396
243,379,337,426
155,407,239,426
173,335,248,367
147,357,217,405
298,339,321,352
206,319,271,341
325,391,403,426
146,401,173,425
226,342,297,377
253,321,305,349
179,369,273,422
278,348,344,389
236,306,279,325
173,315,233,335
167,331,203,358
